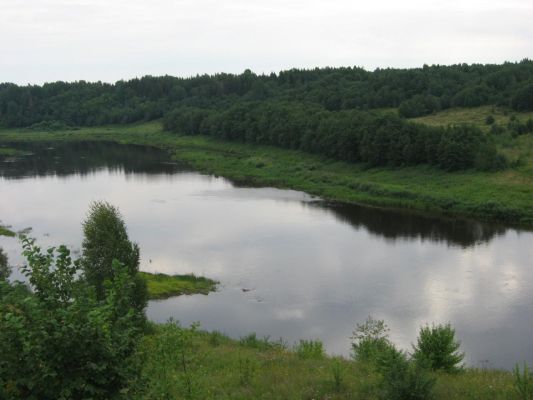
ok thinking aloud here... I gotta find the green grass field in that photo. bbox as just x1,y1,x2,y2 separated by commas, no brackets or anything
140,271,218,299
131,322,518,400
1,114,533,226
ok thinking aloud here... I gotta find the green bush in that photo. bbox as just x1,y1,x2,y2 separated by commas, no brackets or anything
412,323,464,373
379,348,436,400
137,320,202,399
0,238,142,400
351,316,395,365
295,339,324,359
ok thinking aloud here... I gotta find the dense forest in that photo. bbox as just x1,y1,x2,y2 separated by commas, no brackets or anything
2,60,533,170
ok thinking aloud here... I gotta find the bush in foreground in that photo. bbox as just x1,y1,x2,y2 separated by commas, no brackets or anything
412,323,464,373
0,238,143,400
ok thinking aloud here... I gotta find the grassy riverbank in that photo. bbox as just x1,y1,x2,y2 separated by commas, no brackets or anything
140,272,218,299
133,322,517,400
1,118,533,226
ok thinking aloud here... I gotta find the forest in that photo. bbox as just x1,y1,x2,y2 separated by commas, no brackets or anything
2,60,533,171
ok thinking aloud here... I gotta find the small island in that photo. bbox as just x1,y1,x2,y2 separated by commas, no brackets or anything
140,271,218,300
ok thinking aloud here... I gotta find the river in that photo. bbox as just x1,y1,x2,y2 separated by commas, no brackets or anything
1,141,532,369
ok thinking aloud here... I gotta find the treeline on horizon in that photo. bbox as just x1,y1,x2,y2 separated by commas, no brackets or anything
2,60,533,127
2,60,533,170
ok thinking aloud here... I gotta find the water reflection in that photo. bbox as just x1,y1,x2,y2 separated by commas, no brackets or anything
0,141,182,178
1,141,532,369
317,202,507,248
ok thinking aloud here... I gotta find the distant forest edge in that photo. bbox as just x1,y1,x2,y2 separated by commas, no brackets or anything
2,60,533,170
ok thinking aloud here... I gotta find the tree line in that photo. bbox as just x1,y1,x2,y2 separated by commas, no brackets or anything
1,60,533,127
164,102,505,171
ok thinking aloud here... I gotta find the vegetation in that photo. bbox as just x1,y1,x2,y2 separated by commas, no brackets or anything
0,238,143,399
0,225,15,237
81,201,147,318
1,121,533,225
514,363,533,400
412,324,465,373
2,62,533,224
140,272,218,300
0,147,27,156
129,320,519,400
2,61,533,129
295,339,325,360
0,203,527,399
163,102,505,171
0,248,9,280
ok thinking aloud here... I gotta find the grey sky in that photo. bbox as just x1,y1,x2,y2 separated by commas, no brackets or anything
1,0,532,84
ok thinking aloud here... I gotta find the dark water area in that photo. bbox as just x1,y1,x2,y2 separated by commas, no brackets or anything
1,141,532,369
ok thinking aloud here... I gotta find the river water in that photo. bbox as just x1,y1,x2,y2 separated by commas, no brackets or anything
1,141,532,369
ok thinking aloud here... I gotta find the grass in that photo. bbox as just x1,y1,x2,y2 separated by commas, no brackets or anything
140,271,218,300
1,118,533,226
410,105,533,132
132,323,517,400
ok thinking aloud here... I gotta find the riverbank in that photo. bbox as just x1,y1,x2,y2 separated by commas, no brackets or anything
134,322,516,399
1,120,532,226
141,271,218,299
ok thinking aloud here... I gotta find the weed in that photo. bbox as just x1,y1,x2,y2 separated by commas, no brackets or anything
295,339,324,360
514,362,533,400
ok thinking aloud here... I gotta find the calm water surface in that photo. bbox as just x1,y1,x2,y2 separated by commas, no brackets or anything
1,142,532,369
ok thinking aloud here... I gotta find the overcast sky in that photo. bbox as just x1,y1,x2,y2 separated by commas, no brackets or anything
1,0,532,85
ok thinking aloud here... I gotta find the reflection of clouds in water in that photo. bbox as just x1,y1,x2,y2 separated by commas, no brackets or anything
2,143,533,369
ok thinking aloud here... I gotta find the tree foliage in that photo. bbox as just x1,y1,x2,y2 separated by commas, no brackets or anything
0,238,142,399
412,323,465,373
81,201,147,318
165,101,504,171
0,248,9,280
1,60,533,128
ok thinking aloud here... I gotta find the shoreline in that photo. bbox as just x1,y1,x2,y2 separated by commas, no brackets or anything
1,121,532,227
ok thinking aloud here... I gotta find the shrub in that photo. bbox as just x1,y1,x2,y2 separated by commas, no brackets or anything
412,323,464,372
485,115,495,125
137,320,201,399
331,358,345,392
239,332,276,350
351,316,395,365
0,238,141,400
379,348,436,400
295,339,324,359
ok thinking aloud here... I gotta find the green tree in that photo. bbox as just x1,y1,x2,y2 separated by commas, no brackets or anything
412,323,464,372
0,238,142,399
81,201,147,318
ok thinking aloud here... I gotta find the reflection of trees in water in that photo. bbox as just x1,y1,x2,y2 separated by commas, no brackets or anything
1,141,514,247
0,141,187,178
305,201,509,248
